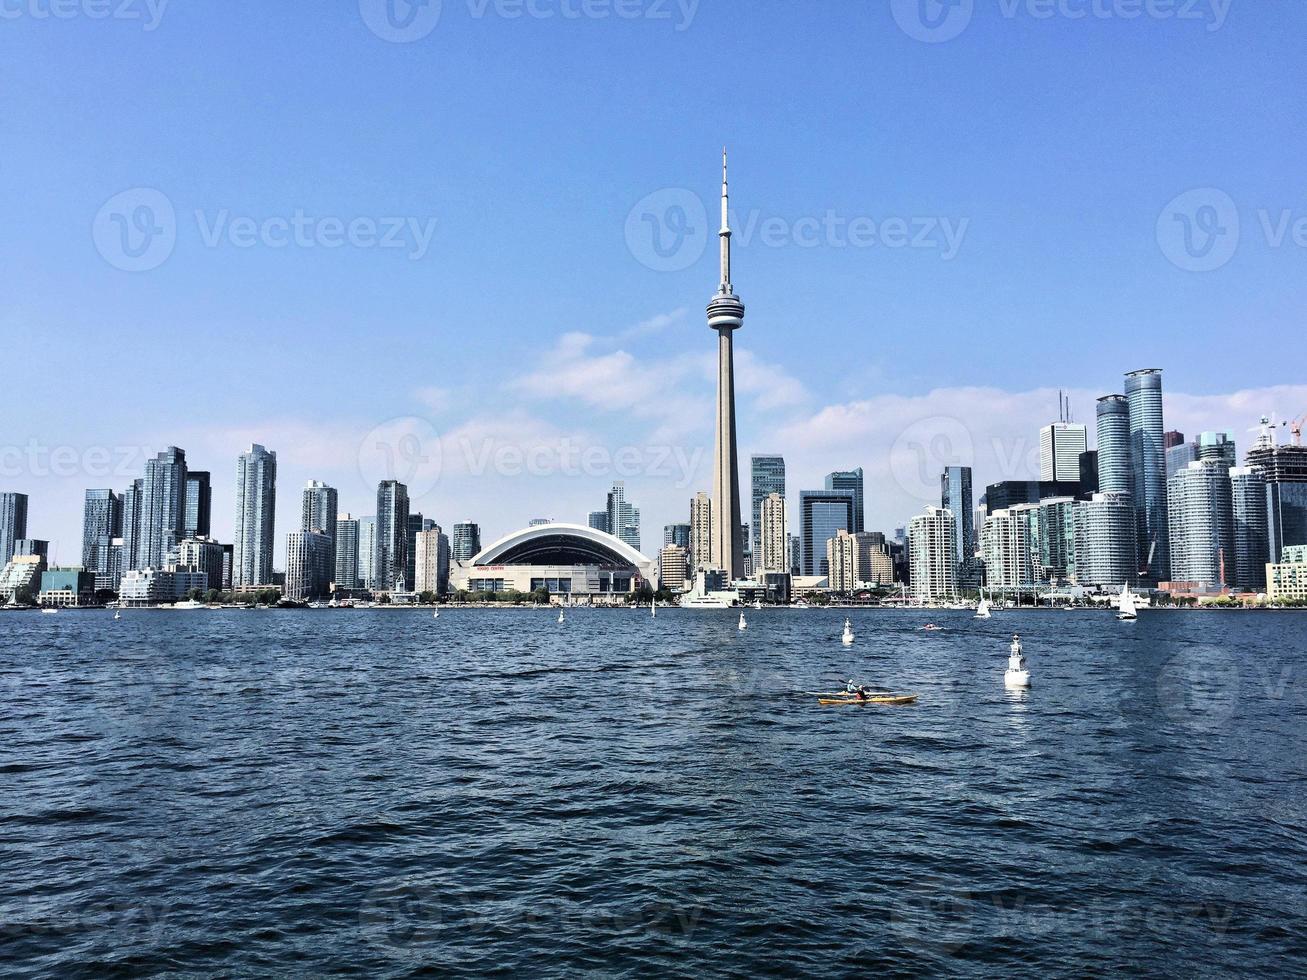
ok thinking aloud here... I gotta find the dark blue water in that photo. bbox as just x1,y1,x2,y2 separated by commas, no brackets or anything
2,607,1304,977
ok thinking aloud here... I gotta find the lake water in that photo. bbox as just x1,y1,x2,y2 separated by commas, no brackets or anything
1,607,1305,976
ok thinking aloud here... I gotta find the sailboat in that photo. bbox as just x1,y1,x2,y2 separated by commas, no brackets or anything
1117,585,1138,621
433,608,439,619
842,617,854,645
738,612,747,631
975,593,992,619
753,599,762,610
651,596,656,619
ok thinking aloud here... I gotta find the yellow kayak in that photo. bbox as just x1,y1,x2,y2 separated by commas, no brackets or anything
818,694,918,706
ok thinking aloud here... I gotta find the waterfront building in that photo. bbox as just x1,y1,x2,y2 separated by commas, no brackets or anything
1230,467,1268,591
658,544,688,592
37,567,96,607
1267,545,1307,602
356,517,377,589
1244,438,1307,562
221,544,233,590
375,481,410,592
707,151,745,580
286,530,333,601
1035,496,1077,582
452,521,480,562
587,511,609,534
138,447,188,571
0,554,45,602
405,513,434,589
414,529,444,594
663,522,691,549
1040,423,1088,483
175,537,225,591
824,468,864,534
689,492,712,573
184,471,211,538
827,529,890,592
1125,368,1170,582
0,492,29,564
799,491,854,577
606,481,641,553
908,507,956,604
302,481,338,537
93,538,126,592
451,523,655,598
1167,459,1233,593
827,529,859,593
119,567,209,607
759,492,788,574
981,505,1040,590
335,514,360,590
1096,394,1133,495
233,444,277,588
81,489,122,571
941,466,979,587
750,454,785,561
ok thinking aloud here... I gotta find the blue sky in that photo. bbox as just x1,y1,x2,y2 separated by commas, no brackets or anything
4,0,1306,561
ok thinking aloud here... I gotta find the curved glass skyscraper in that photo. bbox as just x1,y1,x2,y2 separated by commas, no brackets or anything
1095,395,1133,496
1125,369,1169,582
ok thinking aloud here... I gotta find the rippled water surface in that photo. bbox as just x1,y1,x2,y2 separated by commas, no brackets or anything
2,607,1305,977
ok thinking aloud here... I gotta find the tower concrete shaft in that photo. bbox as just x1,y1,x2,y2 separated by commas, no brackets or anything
707,149,745,579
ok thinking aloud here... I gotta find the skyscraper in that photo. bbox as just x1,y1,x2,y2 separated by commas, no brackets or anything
689,492,712,573
799,490,854,577
1096,394,1133,496
405,513,433,588
1167,459,1232,592
587,511,609,534
414,528,444,595
302,480,338,583
286,530,333,601
759,492,788,574
120,479,143,574
375,481,410,592
658,544,688,592
452,521,481,562
184,471,211,538
1039,423,1088,483
908,507,956,604
81,489,122,571
1197,431,1236,468
663,523,691,549
1230,467,1268,591
139,447,188,570
335,513,360,590
1245,435,1307,562
750,454,785,559
234,444,277,588
981,505,1040,590
1125,368,1169,582
0,492,29,564
824,469,865,534
1073,492,1138,588
605,481,641,552
356,517,377,589
940,466,977,586
707,150,745,580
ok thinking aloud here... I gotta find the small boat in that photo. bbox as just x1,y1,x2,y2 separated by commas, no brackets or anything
113,609,121,620
753,600,762,610
975,597,992,620
40,607,59,615
1117,585,1138,621
818,694,918,706
921,624,943,631
1004,633,1031,688
738,612,747,631
841,618,854,645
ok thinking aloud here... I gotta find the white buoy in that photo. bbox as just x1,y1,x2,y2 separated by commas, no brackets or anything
842,617,854,645
1004,633,1031,688
558,608,566,624
433,609,439,619
738,612,747,631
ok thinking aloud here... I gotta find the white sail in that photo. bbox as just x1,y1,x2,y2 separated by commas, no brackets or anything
1118,586,1137,619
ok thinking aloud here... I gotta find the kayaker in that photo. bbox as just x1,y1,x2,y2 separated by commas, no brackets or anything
845,679,858,694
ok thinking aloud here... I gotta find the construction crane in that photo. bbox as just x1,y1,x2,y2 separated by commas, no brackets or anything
1291,413,1306,446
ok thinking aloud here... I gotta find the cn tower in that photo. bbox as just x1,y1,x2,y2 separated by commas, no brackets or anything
707,149,745,580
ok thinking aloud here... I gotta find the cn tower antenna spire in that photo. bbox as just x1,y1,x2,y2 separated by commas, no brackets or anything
719,146,732,294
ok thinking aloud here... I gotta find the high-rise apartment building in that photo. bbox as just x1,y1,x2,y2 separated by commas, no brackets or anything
981,505,1040,590
335,514,360,590
302,480,338,584
184,471,211,538
1167,459,1233,592
138,447,188,571
1125,368,1169,582
658,544,688,592
1096,394,1133,496
908,507,956,603
286,530,333,601
1230,467,1268,591
759,491,788,574
375,481,411,592
1072,492,1137,588
0,492,29,565
799,490,854,577
452,521,481,562
1198,431,1236,469
606,482,641,553
750,454,785,559
81,489,122,572
1039,423,1088,483
414,528,444,595
824,468,864,534
1245,437,1307,562
587,511,609,534
405,513,433,589
663,523,691,549
356,517,377,589
940,466,978,587
175,537,225,591
120,479,143,573
234,444,277,588
689,492,712,573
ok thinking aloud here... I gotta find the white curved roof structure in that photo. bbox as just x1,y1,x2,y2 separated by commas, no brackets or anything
469,522,651,570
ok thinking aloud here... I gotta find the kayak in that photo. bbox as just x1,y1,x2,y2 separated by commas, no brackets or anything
818,694,918,706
